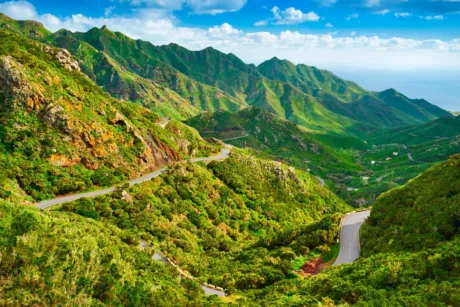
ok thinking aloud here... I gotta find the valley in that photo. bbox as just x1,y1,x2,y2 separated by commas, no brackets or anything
0,12,458,307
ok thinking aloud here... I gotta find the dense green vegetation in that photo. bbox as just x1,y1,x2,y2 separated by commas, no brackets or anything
0,29,218,201
237,154,460,306
0,200,224,306
1,13,449,136
361,154,460,254
59,150,349,292
186,107,365,178
366,115,460,145
1,12,459,306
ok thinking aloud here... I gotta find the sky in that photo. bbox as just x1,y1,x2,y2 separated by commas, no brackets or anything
0,0,459,110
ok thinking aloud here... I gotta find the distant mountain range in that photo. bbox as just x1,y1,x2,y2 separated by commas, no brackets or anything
0,13,449,137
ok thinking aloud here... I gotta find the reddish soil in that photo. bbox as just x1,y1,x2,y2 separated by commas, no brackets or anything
300,258,323,275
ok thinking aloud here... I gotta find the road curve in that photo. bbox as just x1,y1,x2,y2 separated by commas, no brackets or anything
36,146,231,210
139,242,226,296
333,210,371,265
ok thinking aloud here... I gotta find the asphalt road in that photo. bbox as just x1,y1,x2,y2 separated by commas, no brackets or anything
334,210,371,265
139,242,226,296
408,153,414,161
36,146,231,210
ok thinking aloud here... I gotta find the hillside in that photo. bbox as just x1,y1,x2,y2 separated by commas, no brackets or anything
186,107,366,177
49,27,248,115
366,115,460,145
239,154,460,306
361,154,460,254
59,149,350,292
0,29,218,201
0,200,220,306
258,58,449,128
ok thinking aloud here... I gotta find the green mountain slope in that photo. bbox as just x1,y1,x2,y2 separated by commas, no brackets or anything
0,30,217,201
366,115,460,145
361,154,460,254
48,29,199,119
0,200,217,306
241,154,460,306
2,14,448,136
186,107,366,176
258,57,365,102
258,58,450,128
0,12,50,38
60,149,350,292
50,27,248,113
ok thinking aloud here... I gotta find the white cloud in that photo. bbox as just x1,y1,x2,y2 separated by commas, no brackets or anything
374,9,391,15
0,1,458,71
325,23,334,28
207,23,241,38
346,13,359,20
350,31,357,36
424,15,444,20
0,0,37,20
117,0,247,14
254,20,267,26
104,6,116,17
255,6,320,26
394,12,411,17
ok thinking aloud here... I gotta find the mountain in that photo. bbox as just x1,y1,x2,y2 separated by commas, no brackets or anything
258,57,449,128
257,57,366,102
61,149,350,292
48,27,248,116
186,107,366,177
1,13,448,135
0,29,217,201
0,12,459,306
0,12,50,38
366,115,460,145
0,23,350,304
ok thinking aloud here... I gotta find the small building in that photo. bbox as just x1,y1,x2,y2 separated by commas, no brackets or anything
393,152,399,156
386,157,392,161
371,161,376,165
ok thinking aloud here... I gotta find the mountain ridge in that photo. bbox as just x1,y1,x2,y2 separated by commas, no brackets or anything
0,14,449,136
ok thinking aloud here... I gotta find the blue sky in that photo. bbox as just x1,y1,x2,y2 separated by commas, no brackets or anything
0,0,459,110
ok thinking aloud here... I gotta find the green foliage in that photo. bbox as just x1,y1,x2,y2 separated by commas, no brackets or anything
361,154,460,254
0,200,224,306
244,240,460,306
60,150,350,290
186,107,365,176
0,30,218,201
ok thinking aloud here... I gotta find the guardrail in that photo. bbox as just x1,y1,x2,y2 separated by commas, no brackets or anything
140,241,227,295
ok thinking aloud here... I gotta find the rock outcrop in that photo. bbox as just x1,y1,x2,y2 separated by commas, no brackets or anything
43,46,80,72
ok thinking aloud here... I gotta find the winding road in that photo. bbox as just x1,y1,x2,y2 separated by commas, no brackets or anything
35,144,331,296
36,147,231,296
334,210,371,265
36,147,231,210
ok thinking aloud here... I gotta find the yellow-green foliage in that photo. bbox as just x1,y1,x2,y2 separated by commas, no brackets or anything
361,154,460,254
0,201,222,306
60,150,350,292
0,30,218,201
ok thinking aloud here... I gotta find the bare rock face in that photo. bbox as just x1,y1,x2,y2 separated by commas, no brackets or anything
0,56,34,102
39,102,72,134
121,190,134,204
43,46,81,72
